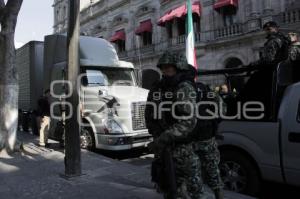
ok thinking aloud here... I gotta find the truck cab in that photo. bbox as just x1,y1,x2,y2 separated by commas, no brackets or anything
43,34,152,150
198,63,300,196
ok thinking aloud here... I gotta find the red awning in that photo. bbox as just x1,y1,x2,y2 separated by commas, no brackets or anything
135,20,153,35
213,0,238,10
110,30,125,42
157,1,201,26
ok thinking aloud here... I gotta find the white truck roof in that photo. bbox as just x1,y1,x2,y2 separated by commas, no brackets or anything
118,61,134,69
44,34,132,68
79,36,119,67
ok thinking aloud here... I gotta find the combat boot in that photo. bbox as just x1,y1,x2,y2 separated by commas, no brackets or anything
213,188,224,199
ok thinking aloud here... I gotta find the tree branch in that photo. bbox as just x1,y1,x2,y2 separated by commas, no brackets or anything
0,0,5,9
5,0,23,15
0,0,5,23
0,0,22,28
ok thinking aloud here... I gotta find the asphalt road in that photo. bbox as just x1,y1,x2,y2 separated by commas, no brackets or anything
93,147,300,199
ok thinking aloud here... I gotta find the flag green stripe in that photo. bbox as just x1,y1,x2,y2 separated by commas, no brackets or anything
187,0,193,33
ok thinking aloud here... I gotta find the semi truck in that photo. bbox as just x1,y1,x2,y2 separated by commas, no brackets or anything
199,64,300,196
16,41,44,133
17,35,152,150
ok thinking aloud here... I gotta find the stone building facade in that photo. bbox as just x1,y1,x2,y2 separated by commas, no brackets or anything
53,0,300,88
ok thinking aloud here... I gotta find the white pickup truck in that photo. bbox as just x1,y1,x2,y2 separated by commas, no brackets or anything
42,34,152,151
199,64,300,196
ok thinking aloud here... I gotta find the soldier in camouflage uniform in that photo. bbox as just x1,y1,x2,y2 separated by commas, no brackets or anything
242,21,291,119
252,21,290,67
145,51,206,199
288,32,300,62
192,84,224,199
194,138,223,199
288,32,300,82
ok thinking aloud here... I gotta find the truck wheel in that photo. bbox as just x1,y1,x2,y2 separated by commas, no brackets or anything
220,150,261,196
80,127,95,150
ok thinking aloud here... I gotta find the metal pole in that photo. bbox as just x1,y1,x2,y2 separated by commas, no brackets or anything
65,0,81,177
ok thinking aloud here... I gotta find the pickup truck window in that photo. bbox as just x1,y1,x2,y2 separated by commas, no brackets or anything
83,68,136,86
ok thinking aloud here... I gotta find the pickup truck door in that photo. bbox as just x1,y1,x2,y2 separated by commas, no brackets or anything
279,83,300,186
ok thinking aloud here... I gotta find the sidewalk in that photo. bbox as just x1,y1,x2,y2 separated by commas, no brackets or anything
0,132,256,199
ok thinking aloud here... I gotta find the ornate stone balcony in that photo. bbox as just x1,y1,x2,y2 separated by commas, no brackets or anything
139,44,155,54
282,8,300,24
215,23,244,39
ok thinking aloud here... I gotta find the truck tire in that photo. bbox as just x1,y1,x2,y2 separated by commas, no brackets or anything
220,150,261,196
80,127,95,151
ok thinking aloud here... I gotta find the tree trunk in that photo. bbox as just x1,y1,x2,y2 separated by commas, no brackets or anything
0,0,23,152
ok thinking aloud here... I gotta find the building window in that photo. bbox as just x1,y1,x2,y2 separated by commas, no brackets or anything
142,6,148,12
166,22,173,39
223,13,237,26
135,19,153,46
116,40,126,52
141,32,152,46
177,18,186,36
193,13,201,33
110,30,126,52
221,8,237,27
56,9,60,21
63,6,67,19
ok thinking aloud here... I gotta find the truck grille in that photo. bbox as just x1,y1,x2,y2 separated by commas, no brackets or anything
131,102,147,131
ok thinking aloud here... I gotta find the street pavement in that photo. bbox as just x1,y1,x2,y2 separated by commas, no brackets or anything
0,132,257,199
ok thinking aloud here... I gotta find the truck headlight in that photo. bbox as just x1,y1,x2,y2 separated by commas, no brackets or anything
104,119,124,134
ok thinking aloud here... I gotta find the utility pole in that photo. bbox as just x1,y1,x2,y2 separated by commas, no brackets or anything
65,0,81,177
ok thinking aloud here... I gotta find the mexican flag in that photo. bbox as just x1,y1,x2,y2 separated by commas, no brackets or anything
186,0,198,69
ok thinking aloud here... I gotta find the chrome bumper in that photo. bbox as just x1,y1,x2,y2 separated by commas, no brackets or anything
95,131,153,151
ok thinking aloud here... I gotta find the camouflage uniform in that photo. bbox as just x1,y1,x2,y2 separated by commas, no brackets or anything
254,32,290,67
289,42,300,62
191,84,224,199
193,138,223,194
145,51,206,199
243,30,290,119
289,42,300,82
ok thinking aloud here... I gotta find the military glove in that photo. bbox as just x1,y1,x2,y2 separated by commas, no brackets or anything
148,133,173,153
157,133,173,145
147,140,164,154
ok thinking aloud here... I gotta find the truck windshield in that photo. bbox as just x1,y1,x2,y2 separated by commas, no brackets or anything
82,68,136,86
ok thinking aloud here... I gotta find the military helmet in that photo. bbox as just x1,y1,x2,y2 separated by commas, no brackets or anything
157,51,190,71
263,21,279,29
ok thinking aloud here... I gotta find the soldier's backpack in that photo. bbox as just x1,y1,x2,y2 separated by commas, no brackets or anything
190,82,220,141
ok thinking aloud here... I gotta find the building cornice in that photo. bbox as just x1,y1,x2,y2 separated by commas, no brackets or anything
107,0,130,12
80,0,131,26
135,4,156,18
